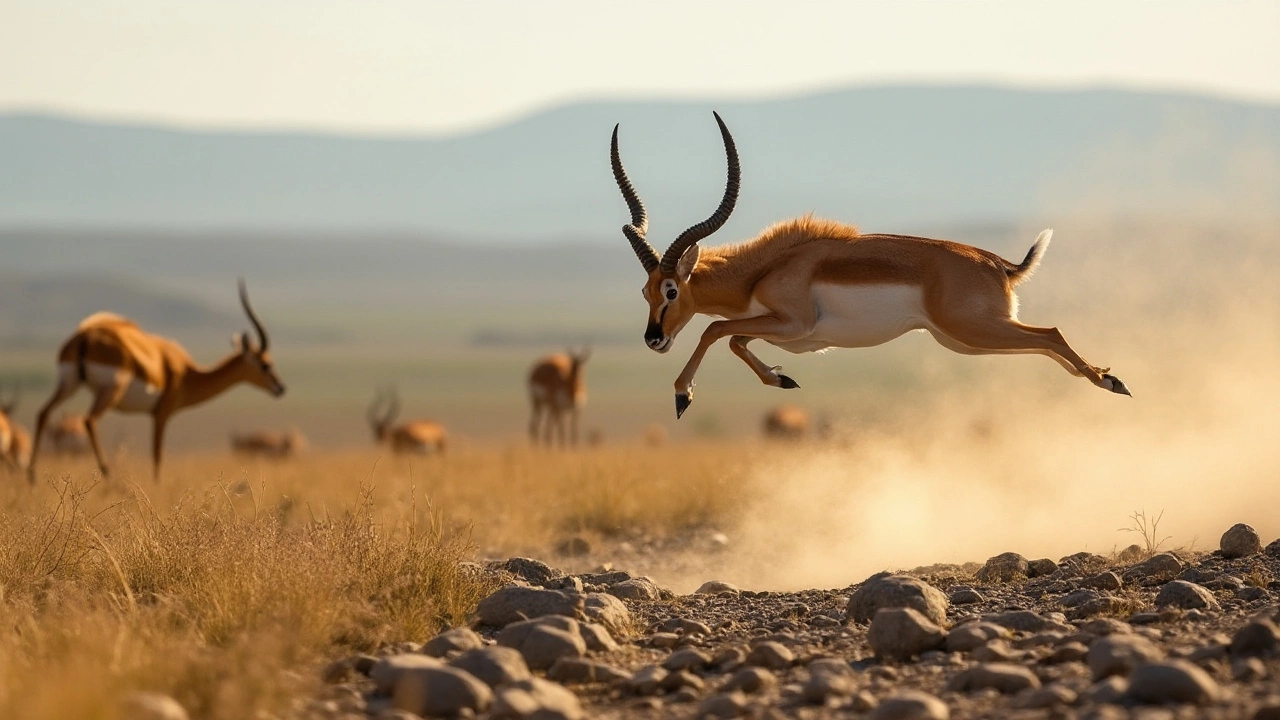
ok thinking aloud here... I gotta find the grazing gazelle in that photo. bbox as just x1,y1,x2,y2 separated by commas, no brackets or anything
763,405,810,441
527,349,590,446
47,414,92,456
230,427,306,458
610,112,1131,417
367,387,447,455
0,384,31,471
27,280,286,482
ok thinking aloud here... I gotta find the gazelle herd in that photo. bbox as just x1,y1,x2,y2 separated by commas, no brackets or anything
3,111,1127,482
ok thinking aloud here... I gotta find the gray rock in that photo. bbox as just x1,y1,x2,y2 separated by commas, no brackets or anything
1124,552,1184,585
492,678,584,720
391,664,493,718
1070,596,1129,620
626,665,668,695
608,577,662,601
663,647,712,672
498,557,563,586
976,552,1030,583
546,657,629,684
449,646,532,688
695,580,740,595
660,616,713,636
371,654,443,694
698,691,748,719
1088,634,1164,680
1014,683,1077,709
1126,660,1220,705
971,640,1019,663
649,632,680,649
577,621,618,652
945,622,1009,653
1059,551,1110,574
1230,618,1280,657
1239,586,1272,602
1155,580,1220,610
807,658,853,677
870,691,949,720
869,608,947,660
422,627,484,658
1232,656,1266,681
582,592,632,635
1221,523,1264,558
1080,617,1132,636
981,610,1072,634
948,586,983,605
847,572,949,625
722,666,777,694
121,692,188,720
802,673,853,703
476,585,584,627
1059,588,1103,608
946,663,1040,694
1083,571,1123,591
1044,642,1089,664
660,669,704,693
745,641,794,669
1081,676,1129,705
497,618,587,670
1027,558,1059,578
1267,538,1280,557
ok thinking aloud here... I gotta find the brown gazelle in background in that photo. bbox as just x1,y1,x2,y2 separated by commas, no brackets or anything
27,279,286,482
0,383,32,472
527,348,590,447
611,112,1130,418
367,387,447,455
230,427,307,458
763,405,810,440
46,414,92,456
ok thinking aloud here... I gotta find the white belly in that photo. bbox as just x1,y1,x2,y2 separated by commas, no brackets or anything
772,283,928,353
60,361,163,413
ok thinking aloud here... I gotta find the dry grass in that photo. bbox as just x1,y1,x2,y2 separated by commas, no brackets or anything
0,442,760,719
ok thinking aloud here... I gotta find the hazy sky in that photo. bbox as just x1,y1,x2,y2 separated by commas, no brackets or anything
2,1,1277,135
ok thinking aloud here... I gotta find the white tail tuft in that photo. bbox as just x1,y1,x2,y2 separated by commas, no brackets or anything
1009,228,1052,285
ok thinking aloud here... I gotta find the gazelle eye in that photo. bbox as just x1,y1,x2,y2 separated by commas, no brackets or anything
666,288,678,301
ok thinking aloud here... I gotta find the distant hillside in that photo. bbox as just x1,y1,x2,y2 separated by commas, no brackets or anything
0,274,235,348
1,86,1277,239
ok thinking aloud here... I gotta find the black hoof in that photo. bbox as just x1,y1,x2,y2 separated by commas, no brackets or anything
778,374,800,389
675,393,692,419
1103,374,1132,397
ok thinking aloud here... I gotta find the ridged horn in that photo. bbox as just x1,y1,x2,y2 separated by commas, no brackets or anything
238,278,270,352
659,111,740,275
611,124,660,273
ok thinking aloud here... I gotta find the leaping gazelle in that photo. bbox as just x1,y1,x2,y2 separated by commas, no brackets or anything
27,280,286,482
610,112,1130,417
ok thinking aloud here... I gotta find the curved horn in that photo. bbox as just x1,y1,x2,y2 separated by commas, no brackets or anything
611,124,660,273
386,387,401,425
238,278,270,352
659,111,740,275
367,389,386,428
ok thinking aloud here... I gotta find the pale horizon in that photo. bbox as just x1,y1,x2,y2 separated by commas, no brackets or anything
3,0,1278,135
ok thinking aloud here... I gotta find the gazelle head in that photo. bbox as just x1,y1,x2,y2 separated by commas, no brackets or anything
232,279,286,397
611,112,741,353
367,386,401,442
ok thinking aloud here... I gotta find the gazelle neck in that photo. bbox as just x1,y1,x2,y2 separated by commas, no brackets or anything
178,354,250,409
689,244,758,315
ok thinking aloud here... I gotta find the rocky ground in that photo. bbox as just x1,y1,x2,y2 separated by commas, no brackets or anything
290,523,1280,720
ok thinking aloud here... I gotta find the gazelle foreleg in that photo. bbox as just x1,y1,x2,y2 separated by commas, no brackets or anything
28,372,83,484
930,318,1131,395
673,313,813,418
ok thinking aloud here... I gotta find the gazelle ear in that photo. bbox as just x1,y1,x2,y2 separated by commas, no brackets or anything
676,243,700,283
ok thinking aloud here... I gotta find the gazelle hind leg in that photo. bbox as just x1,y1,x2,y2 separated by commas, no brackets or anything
83,381,130,478
729,335,801,389
929,319,1130,396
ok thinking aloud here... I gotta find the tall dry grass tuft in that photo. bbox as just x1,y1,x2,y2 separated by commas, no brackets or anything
0,475,496,720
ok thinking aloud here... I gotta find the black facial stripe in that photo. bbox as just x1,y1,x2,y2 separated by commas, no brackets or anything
658,305,668,326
